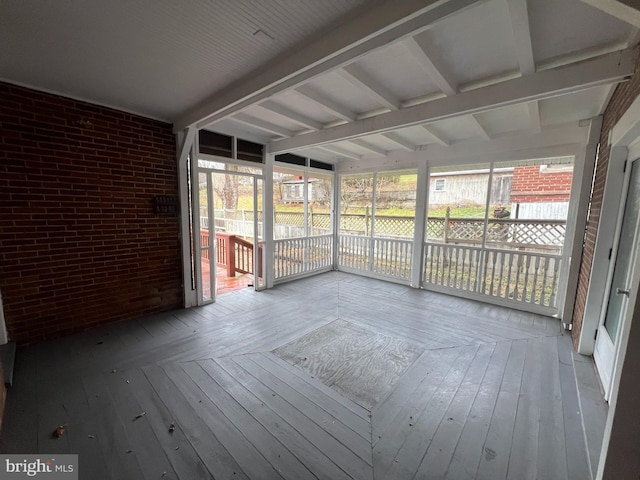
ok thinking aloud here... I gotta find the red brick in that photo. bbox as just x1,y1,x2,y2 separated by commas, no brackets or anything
0,82,182,344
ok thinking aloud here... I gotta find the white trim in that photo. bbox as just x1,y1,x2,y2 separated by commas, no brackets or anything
579,147,630,354
410,160,428,288
611,91,640,146
269,49,635,153
339,65,400,110
174,0,482,132
561,116,603,323
580,0,640,28
177,128,197,308
263,158,275,289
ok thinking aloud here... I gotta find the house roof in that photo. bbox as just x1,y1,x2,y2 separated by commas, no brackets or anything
2,0,639,166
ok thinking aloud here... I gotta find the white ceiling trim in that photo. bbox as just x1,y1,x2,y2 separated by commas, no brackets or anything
339,64,400,110
268,48,635,153
336,122,587,173
295,85,357,122
173,0,486,132
403,35,492,139
527,100,542,133
421,125,451,146
349,139,388,156
506,0,535,75
233,112,295,137
258,101,323,130
383,132,417,151
317,144,362,160
580,0,640,28
403,36,458,96
506,0,541,133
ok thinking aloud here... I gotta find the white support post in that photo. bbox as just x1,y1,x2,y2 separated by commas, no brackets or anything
410,160,429,288
333,173,341,269
561,115,603,323
263,156,275,288
190,134,203,305
177,127,197,308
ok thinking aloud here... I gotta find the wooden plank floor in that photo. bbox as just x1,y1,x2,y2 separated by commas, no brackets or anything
0,272,604,479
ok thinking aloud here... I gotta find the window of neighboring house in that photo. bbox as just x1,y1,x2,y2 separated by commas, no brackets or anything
434,178,446,191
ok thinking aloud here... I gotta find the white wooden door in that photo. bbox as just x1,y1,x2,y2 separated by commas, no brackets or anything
594,158,640,399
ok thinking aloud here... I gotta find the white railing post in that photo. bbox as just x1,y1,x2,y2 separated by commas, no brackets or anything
412,160,428,288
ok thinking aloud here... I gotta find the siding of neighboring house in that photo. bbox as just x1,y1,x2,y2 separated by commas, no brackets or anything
0,82,183,344
572,52,640,349
429,172,512,207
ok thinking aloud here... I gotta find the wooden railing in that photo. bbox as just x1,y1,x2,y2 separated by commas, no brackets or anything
423,242,562,308
338,234,412,282
274,234,333,279
201,230,262,277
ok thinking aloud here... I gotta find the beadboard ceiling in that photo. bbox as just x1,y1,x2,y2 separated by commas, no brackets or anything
1,0,639,165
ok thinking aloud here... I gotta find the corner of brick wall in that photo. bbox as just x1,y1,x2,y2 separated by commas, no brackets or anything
571,50,640,350
0,82,183,344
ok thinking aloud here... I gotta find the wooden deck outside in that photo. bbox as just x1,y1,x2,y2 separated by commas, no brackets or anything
0,272,606,479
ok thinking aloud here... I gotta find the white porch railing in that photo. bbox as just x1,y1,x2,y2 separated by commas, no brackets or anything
423,242,562,309
274,234,333,280
338,235,413,282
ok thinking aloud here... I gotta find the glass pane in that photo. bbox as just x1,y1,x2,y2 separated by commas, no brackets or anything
211,171,256,295
427,164,490,244
198,172,212,302
308,172,332,236
604,160,640,343
374,171,416,239
255,178,265,289
274,166,306,239
340,174,374,236
491,157,573,253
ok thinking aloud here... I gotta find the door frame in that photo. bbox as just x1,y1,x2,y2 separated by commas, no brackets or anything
592,156,640,399
195,161,266,305
580,95,640,378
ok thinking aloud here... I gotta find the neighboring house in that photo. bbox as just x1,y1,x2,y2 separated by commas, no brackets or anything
282,177,329,203
510,162,574,219
429,168,513,209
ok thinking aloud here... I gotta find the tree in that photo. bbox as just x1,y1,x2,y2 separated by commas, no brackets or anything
212,165,239,211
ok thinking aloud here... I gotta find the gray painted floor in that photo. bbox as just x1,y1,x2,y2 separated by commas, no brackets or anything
0,272,606,479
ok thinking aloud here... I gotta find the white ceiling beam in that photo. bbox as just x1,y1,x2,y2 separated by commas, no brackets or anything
421,124,451,146
579,0,640,28
339,65,400,110
294,85,357,122
506,0,535,75
506,0,541,134
317,145,362,160
383,132,417,151
174,0,484,132
269,49,635,153
527,100,542,133
336,123,588,173
349,138,388,155
258,101,323,130
404,36,458,95
469,115,492,139
418,122,588,161
233,113,295,137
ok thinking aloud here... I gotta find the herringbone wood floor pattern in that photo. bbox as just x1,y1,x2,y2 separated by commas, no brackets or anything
1,272,599,479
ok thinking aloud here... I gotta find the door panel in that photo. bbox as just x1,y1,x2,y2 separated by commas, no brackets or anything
595,158,640,399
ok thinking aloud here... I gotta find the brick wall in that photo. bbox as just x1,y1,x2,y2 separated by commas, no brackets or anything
572,51,640,349
510,165,573,203
0,82,183,344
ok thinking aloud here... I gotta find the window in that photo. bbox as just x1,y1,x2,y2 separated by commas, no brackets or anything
434,178,446,191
